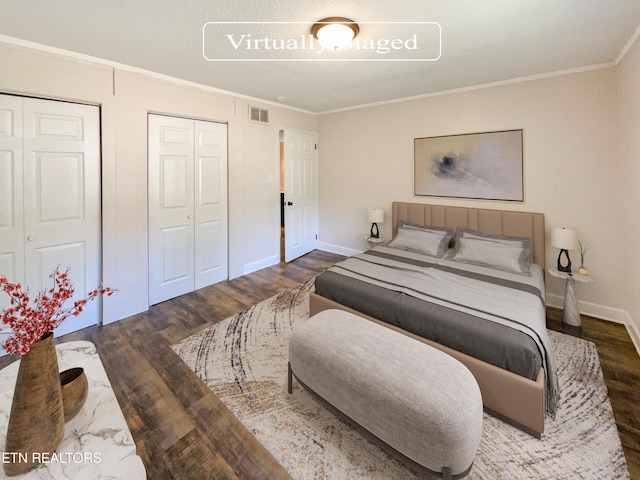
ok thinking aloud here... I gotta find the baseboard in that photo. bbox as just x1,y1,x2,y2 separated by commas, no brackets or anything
243,254,280,275
317,242,362,257
546,293,628,324
623,311,640,357
546,293,640,357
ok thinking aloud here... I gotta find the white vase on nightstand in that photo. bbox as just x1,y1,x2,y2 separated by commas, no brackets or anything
577,265,589,276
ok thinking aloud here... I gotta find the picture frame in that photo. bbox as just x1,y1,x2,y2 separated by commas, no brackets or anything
414,129,524,201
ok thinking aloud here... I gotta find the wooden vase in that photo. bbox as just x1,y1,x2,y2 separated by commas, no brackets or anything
60,367,89,421
3,332,65,475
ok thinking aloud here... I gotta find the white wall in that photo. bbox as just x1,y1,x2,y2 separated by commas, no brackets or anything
317,67,628,320
618,35,640,336
0,41,317,323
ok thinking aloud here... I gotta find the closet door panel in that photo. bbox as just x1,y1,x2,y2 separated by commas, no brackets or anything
0,94,101,339
196,219,224,281
148,114,195,305
194,120,227,288
159,225,192,282
0,94,24,312
22,98,101,336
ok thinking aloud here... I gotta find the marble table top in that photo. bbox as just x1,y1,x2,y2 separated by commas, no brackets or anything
0,341,146,479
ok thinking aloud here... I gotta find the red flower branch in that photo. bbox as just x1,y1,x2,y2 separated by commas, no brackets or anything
0,267,115,355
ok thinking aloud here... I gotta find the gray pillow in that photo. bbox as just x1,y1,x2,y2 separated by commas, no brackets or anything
387,221,453,257
450,227,531,274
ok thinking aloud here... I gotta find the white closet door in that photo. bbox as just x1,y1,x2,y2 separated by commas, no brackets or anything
148,114,228,305
194,120,228,289
22,98,102,336
0,94,25,313
148,114,195,305
0,94,101,339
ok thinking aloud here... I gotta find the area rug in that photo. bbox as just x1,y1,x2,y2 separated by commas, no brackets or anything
172,278,630,479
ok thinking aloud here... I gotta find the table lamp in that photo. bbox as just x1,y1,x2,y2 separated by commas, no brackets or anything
367,208,384,239
551,227,578,273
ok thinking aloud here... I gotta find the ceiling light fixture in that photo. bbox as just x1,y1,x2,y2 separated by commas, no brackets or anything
311,17,359,51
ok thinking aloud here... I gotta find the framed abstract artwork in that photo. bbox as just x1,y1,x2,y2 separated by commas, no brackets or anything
414,129,524,201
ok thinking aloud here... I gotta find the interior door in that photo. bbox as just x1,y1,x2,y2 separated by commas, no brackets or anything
0,94,25,312
0,94,101,337
194,120,228,289
283,130,318,262
148,114,195,305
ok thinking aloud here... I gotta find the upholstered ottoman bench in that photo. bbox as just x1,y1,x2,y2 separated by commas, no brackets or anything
288,309,483,479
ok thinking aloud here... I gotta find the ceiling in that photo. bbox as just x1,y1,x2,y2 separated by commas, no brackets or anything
1,1,640,113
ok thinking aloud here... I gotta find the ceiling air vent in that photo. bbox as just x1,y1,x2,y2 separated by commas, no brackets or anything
249,105,269,125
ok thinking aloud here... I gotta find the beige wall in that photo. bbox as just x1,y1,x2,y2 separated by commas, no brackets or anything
0,42,317,323
619,36,640,335
317,67,632,326
1,37,637,336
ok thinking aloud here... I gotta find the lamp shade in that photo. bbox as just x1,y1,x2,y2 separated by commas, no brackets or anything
367,208,384,224
551,227,578,250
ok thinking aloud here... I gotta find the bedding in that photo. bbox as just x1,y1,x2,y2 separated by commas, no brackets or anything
314,245,559,416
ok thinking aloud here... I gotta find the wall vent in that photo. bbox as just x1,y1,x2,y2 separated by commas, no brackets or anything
249,105,269,125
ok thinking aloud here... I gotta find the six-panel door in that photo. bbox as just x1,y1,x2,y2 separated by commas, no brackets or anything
0,94,101,336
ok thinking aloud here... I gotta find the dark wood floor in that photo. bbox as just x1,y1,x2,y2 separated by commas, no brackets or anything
1,250,639,479
546,309,640,479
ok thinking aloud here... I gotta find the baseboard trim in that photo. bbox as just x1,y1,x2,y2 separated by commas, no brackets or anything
546,293,627,324
546,293,640,357
243,254,280,275
317,242,362,257
622,311,640,357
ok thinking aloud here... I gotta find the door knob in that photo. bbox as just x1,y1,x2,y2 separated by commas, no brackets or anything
27,236,35,241
187,215,193,219
287,201,293,206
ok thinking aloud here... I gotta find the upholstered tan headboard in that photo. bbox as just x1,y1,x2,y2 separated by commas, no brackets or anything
392,202,545,267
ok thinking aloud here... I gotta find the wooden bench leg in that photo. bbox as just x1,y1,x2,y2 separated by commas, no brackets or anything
287,362,293,394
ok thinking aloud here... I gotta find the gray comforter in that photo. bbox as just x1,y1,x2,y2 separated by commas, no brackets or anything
314,246,559,417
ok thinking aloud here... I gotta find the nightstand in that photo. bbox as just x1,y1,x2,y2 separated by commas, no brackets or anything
548,268,594,328
366,236,385,249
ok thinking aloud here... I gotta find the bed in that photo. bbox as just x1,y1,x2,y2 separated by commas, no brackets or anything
309,202,557,437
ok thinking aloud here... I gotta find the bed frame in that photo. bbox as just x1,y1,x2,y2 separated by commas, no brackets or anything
309,202,547,437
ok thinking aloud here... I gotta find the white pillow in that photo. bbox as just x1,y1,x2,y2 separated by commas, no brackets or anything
387,225,450,257
449,237,530,274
